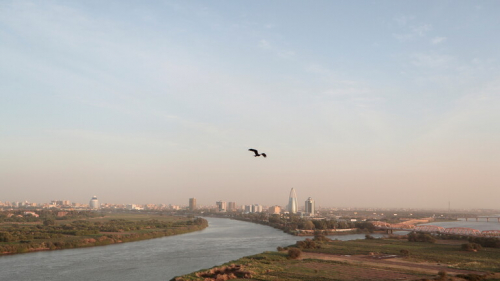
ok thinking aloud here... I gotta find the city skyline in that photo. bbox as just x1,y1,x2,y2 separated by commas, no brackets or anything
2,1,500,209
1,192,497,212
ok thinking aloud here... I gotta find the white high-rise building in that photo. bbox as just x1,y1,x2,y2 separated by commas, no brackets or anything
89,196,100,210
305,197,315,216
288,188,298,214
253,204,263,213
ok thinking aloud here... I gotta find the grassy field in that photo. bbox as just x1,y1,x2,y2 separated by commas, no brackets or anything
172,238,500,281
306,239,500,272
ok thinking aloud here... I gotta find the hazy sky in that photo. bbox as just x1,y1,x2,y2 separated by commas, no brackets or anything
1,1,499,209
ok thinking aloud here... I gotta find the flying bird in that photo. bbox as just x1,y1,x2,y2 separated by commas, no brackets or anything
248,148,267,158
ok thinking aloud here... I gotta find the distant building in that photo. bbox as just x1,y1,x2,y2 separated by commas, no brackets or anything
23,211,39,217
89,196,100,210
189,198,197,211
305,197,315,216
268,205,281,214
288,188,298,214
253,204,263,213
243,204,263,213
216,201,226,212
227,202,236,212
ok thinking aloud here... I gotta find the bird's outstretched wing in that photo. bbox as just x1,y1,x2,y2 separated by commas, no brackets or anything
261,153,267,158
248,148,259,156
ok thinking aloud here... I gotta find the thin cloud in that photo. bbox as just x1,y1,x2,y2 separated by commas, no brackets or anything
431,36,447,45
258,39,270,49
410,52,454,68
394,23,432,41
393,15,416,26
413,24,432,36
258,39,295,59
50,129,178,148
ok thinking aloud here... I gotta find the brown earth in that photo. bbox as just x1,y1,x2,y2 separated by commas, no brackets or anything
300,252,497,280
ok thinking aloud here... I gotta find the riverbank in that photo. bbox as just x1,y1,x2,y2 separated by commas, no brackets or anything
207,214,368,236
0,213,208,255
172,237,500,281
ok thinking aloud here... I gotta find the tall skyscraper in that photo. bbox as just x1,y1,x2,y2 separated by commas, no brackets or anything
189,198,197,211
216,201,226,212
227,202,236,212
305,197,315,216
288,188,298,214
89,196,100,210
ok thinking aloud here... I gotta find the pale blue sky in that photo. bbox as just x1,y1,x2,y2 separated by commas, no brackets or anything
1,1,499,209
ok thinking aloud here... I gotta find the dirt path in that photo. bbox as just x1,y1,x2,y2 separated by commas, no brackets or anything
302,252,487,276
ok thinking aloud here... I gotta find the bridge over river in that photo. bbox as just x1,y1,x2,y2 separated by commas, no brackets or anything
372,221,500,237
459,216,500,222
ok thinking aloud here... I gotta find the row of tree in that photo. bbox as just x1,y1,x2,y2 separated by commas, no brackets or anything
0,210,101,223
211,212,376,235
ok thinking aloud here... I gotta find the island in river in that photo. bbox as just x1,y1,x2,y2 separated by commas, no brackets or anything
0,210,207,255
172,233,500,281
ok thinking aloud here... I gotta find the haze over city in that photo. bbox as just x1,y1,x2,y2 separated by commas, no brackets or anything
1,1,499,209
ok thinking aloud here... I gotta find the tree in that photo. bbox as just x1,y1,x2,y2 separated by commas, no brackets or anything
288,248,302,259
0,232,14,242
303,221,315,230
43,219,55,226
312,220,326,230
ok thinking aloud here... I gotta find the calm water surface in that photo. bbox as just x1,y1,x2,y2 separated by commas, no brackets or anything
393,218,500,235
423,218,500,231
0,217,303,281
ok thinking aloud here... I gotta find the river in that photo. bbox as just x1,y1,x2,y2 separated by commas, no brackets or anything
0,217,302,280
425,218,500,231
1,217,499,280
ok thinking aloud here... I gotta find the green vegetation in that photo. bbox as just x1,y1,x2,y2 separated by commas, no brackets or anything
409,232,437,243
468,237,500,249
0,211,208,255
211,212,373,236
287,248,302,259
0,209,100,223
304,239,500,272
173,238,500,281
462,243,483,252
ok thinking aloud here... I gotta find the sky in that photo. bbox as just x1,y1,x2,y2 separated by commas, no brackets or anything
1,1,499,209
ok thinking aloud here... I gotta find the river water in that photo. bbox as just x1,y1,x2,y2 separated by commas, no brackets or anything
424,218,500,231
391,217,500,235
0,217,303,281
1,217,499,280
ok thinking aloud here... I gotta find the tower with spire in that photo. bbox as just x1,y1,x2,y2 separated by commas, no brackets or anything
288,188,298,214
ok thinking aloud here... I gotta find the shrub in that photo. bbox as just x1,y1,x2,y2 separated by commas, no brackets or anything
436,270,447,280
468,237,500,248
461,243,482,252
408,232,436,243
455,273,487,281
288,248,302,259
365,234,375,240
296,238,318,249
400,249,410,256
313,231,331,242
